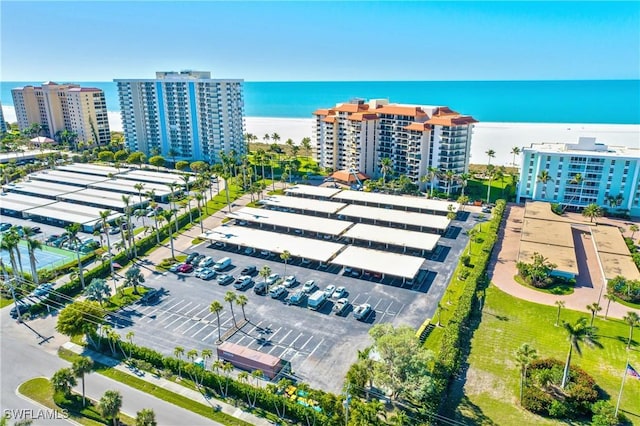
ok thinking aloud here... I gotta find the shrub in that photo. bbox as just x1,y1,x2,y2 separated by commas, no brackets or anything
607,275,640,303
460,255,471,267
591,400,625,426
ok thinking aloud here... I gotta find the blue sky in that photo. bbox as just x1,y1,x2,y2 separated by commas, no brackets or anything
1,1,638,81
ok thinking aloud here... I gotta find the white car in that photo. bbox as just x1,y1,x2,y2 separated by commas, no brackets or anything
324,284,336,297
269,285,286,299
353,303,372,320
331,286,346,299
194,267,208,277
302,280,317,294
283,275,297,288
33,283,53,297
234,275,253,290
169,263,184,272
266,273,280,285
200,269,216,280
199,256,214,267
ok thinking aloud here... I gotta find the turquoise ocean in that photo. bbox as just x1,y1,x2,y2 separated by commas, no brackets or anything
2,80,639,124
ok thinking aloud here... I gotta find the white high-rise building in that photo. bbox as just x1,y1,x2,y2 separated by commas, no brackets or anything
0,101,7,133
11,82,110,145
115,71,245,163
313,99,477,190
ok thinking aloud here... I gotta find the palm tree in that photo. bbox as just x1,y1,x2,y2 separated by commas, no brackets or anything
174,346,184,378
380,157,392,184
486,149,496,166
0,230,20,279
458,172,471,197
51,368,77,397
554,300,565,326
160,210,175,259
582,203,603,223
224,291,237,328
121,195,136,258
586,302,602,326
485,164,496,204
65,223,85,288
134,183,146,227
72,356,94,407
515,343,538,403
630,224,639,240
280,250,291,275
98,390,123,426
603,293,615,320
209,301,224,343
435,302,446,327
510,147,521,167
560,317,602,388
236,294,248,321
124,266,145,294
271,132,280,144
536,169,553,200
23,232,42,285
467,228,478,255
259,265,272,290
301,137,312,159
623,312,639,349
444,170,455,198
181,174,193,224
84,278,111,305
135,408,157,426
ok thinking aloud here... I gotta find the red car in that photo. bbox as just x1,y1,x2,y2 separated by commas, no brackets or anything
177,263,194,273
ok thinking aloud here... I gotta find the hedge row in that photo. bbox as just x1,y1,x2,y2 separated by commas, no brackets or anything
91,335,342,425
26,207,202,316
430,200,507,412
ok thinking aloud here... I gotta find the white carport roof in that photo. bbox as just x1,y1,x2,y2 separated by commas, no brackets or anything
285,184,342,198
56,163,122,176
89,179,173,197
228,207,352,236
331,246,425,279
332,190,459,213
200,225,345,263
121,169,187,186
30,170,106,185
338,204,450,230
0,192,56,212
8,180,81,197
259,195,347,214
24,202,121,226
343,223,440,252
58,188,146,210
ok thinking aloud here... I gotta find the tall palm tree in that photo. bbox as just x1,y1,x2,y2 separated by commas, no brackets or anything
8,227,25,276
259,265,272,290
98,390,123,426
23,231,42,285
84,278,111,305
160,211,175,259
536,169,553,200
51,368,77,397
586,302,602,326
301,137,312,159
515,343,538,403
173,346,184,378
280,250,291,275
444,170,455,198
458,172,471,197
209,301,224,343
133,183,146,227
630,224,639,240
236,294,248,321
582,203,603,223
225,291,237,328
181,174,193,224
510,146,521,167
124,266,144,294
603,293,615,320
560,317,601,388
194,193,205,233
65,223,85,288
380,157,392,184
563,173,584,212
485,149,496,166
99,210,116,285
485,164,496,204
121,195,136,258
72,356,94,407
623,312,639,349
135,408,156,426
554,300,565,326
0,232,20,279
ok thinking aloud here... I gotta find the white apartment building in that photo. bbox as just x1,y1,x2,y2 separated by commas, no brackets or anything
115,71,245,163
313,99,477,190
11,82,110,145
517,137,640,216
0,101,7,133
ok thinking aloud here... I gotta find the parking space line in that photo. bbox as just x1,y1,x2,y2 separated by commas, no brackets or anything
277,329,293,346
290,332,304,347
181,304,203,317
220,317,234,328
143,308,160,322
308,338,324,358
191,324,211,338
164,316,188,329
245,320,264,335
267,327,282,343
182,318,206,334
191,306,210,320
235,335,249,346
175,301,194,314
164,299,188,312
299,336,313,351
202,328,219,342
350,293,361,305
373,299,384,310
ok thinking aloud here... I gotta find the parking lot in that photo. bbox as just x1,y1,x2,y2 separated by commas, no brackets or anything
109,208,478,392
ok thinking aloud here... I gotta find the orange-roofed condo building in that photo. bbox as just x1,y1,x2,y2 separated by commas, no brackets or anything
313,99,477,191
11,82,111,145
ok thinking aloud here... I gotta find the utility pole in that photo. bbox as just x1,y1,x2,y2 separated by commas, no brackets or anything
343,384,351,426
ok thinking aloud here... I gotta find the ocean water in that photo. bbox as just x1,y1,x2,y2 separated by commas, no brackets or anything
2,80,639,124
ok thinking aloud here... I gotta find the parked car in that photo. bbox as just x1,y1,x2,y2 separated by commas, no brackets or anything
0,223,12,232
213,257,232,271
200,269,216,280
331,286,347,299
31,226,41,233
192,255,205,265
46,234,60,243
266,273,280,286
185,252,200,264
260,249,270,256
33,283,53,297
169,263,184,272
244,247,255,255
194,267,211,278
217,274,234,286
353,303,372,320
283,275,297,288
108,226,120,234
333,298,350,316
269,285,286,299
253,281,267,295
302,280,317,294
241,265,257,276
285,290,305,305
177,263,194,273
199,256,215,267
233,275,253,290
139,288,160,304
324,284,336,297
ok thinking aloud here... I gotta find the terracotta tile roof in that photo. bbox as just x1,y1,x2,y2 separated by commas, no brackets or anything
427,115,478,126
375,105,428,117
433,106,459,116
404,122,431,131
313,108,332,116
333,103,370,113
347,113,379,122
330,169,370,183
322,116,337,123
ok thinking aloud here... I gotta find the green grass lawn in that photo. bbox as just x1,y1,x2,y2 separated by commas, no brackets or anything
513,274,575,295
0,297,13,308
453,284,640,425
466,178,517,204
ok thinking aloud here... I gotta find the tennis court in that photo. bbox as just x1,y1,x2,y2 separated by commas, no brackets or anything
0,241,77,271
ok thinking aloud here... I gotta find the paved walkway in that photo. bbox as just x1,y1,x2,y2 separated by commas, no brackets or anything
488,204,640,319
62,342,272,426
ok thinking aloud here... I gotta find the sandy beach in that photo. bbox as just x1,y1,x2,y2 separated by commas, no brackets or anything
2,105,638,167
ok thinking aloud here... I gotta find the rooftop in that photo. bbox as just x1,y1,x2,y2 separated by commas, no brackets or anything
0,192,56,212
518,241,579,275
285,185,342,199
524,137,640,158
598,252,640,281
331,190,458,213
227,207,353,236
343,223,440,252
591,225,630,255
520,218,575,248
331,246,425,279
338,204,450,230
258,195,347,214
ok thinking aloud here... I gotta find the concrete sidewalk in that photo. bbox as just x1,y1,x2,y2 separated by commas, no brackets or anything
62,342,273,426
